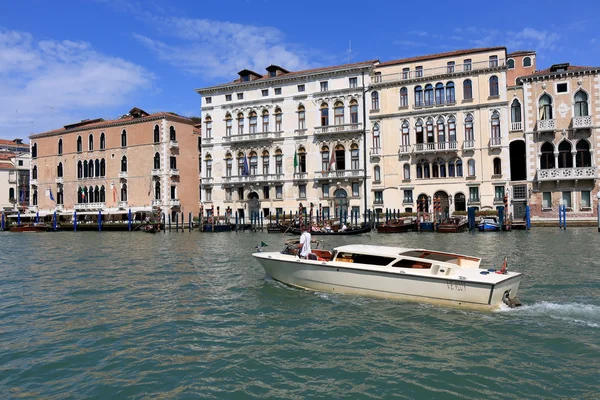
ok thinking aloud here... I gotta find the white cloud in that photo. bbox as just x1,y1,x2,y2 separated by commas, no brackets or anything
0,28,153,140
132,14,314,79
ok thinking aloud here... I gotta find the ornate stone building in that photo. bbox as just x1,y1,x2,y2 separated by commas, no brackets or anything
196,61,375,221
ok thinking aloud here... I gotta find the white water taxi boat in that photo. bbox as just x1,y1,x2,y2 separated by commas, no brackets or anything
253,244,522,311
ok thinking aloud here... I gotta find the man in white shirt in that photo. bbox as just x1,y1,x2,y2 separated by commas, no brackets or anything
298,224,312,259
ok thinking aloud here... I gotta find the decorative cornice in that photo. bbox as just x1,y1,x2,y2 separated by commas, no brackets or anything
369,100,508,120
371,66,507,90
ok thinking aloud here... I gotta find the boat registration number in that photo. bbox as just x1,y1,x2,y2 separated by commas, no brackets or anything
446,280,467,291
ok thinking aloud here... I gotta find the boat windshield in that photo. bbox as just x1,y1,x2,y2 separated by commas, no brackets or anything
335,252,395,266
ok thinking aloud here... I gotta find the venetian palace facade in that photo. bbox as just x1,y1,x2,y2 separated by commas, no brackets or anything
29,108,200,218
196,62,374,221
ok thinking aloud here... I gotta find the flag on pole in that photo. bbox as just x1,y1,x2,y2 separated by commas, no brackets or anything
49,188,55,202
147,176,153,196
328,151,336,171
80,187,85,201
242,154,249,176
294,150,298,171
113,186,118,202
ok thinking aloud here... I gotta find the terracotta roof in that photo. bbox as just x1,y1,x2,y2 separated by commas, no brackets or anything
507,50,535,57
30,111,194,138
524,65,600,79
378,47,506,67
0,152,17,160
0,139,29,147
0,162,14,169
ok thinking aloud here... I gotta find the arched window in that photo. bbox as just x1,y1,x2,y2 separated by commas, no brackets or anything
100,133,105,150
100,159,105,176
403,163,410,180
89,186,94,202
95,159,100,177
507,59,515,69
574,91,589,117
58,139,63,155
275,108,282,131
511,99,522,123
417,194,429,212
154,125,160,143
493,158,502,175
77,162,82,179
334,101,344,125
558,141,573,168
465,114,474,142
448,116,456,142
205,154,213,177
424,84,434,105
121,155,127,172
349,100,359,124
400,87,408,107
351,144,359,170
374,165,381,181
415,119,424,144
225,113,232,136
448,158,456,177
320,103,329,126
169,126,176,141
275,149,283,174
463,79,473,100
9,187,15,201
373,123,381,148
32,190,38,206
540,142,555,169
454,193,466,212
249,151,258,175
401,120,410,147
121,130,127,147
154,152,160,169
262,110,270,132
456,158,463,177
371,91,379,110
249,111,257,133
438,158,447,177
237,152,246,175
468,159,476,176
76,136,82,152
121,184,128,202
88,134,94,151
237,113,245,135
446,82,455,103
417,159,430,179
94,186,100,203
426,117,435,144
32,165,38,179
491,111,501,139
432,159,440,178
576,140,592,167
523,57,532,67
435,83,444,104
321,146,330,171
335,144,346,170
436,117,446,144
225,152,233,177
539,94,553,120
88,159,94,177
154,181,161,200
83,160,88,178
262,150,270,174
489,76,499,96
297,105,306,129
415,86,423,106
100,186,105,202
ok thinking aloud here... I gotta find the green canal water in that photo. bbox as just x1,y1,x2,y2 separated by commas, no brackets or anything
1,229,599,399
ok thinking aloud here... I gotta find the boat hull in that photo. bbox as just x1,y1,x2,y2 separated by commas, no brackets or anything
478,223,500,232
377,223,416,233
254,255,521,311
9,225,47,232
287,226,371,235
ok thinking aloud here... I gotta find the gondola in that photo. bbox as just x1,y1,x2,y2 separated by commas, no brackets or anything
377,218,416,233
286,225,371,236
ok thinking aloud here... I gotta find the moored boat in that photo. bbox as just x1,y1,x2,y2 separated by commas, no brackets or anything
478,217,500,232
286,225,371,236
437,217,468,233
9,223,47,233
377,218,416,233
253,244,522,310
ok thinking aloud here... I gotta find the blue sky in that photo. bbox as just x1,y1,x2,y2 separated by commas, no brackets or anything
1,0,598,140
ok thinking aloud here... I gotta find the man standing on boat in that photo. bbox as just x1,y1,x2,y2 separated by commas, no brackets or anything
298,224,312,259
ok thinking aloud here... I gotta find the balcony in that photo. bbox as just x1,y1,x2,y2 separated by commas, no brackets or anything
221,173,285,184
463,140,475,150
536,166,597,181
467,198,481,205
294,128,308,136
511,122,523,131
118,201,128,209
56,204,64,211
293,172,308,180
169,140,179,148
55,177,64,184
403,198,413,205
398,145,411,155
374,199,384,205
537,119,556,132
30,178,38,185
372,58,506,84
313,123,363,136
151,169,161,176
201,176,214,184
370,147,381,159
118,171,127,179
414,141,458,154
489,137,502,148
314,169,363,181
169,168,179,176
169,199,180,207
222,131,282,145
573,116,593,129
494,196,505,203
202,137,213,146
75,202,105,211
152,199,161,207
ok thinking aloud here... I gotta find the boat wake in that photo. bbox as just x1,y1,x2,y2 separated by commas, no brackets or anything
497,301,600,328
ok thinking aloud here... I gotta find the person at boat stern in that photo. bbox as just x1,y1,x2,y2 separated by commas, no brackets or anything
298,224,312,259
